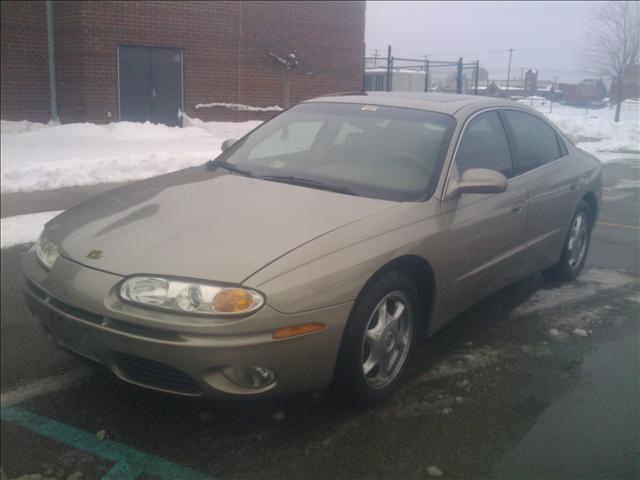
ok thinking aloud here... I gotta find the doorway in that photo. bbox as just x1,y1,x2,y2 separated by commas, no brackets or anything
118,45,183,126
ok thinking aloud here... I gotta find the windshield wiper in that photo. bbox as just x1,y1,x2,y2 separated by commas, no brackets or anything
258,175,360,196
205,158,255,177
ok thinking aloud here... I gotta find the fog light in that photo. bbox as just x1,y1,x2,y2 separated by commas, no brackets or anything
222,365,275,388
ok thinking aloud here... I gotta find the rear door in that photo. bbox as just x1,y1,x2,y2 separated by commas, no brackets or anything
501,109,580,274
440,110,528,320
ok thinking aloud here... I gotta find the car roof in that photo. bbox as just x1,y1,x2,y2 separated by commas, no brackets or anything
302,92,521,116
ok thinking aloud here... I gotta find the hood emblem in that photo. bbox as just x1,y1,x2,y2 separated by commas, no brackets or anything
86,249,103,260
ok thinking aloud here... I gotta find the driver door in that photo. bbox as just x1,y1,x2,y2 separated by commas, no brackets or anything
439,110,528,321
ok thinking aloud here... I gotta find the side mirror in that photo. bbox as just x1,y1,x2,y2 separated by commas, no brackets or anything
221,138,237,152
445,168,508,201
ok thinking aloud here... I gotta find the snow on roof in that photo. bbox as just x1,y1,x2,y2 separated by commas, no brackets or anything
195,102,283,112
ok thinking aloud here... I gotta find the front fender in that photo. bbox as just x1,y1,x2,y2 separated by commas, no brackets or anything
243,203,448,314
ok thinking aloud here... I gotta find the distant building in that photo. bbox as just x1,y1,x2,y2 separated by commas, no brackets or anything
610,64,640,103
559,79,607,106
476,78,562,101
472,67,489,85
524,69,538,95
364,70,427,92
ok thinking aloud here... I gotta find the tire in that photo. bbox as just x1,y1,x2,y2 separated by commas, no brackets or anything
334,271,420,406
543,200,593,281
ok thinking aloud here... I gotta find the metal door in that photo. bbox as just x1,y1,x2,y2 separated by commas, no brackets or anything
150,48,183,126
118,46,183,126
118,46,152,123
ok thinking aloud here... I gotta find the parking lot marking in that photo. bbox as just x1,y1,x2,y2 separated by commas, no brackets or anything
598,221,639,230
0,406,213,480
1,368,96,407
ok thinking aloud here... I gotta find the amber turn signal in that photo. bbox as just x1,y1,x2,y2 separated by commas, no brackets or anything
272,322,325,339
212,288,258,313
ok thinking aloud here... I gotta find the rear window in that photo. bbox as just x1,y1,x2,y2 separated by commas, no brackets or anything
503,110,562,174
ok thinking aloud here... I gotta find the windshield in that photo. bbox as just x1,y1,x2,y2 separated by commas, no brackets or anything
218,102,455,201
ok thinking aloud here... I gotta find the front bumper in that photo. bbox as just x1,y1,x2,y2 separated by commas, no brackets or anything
21,250,352,397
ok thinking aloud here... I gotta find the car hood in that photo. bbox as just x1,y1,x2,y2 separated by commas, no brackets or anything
46,168,395,283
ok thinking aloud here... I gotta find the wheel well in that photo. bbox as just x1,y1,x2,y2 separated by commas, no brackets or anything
582,191,598,222
355,255,436,336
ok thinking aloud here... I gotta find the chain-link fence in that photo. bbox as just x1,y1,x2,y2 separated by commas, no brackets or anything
364,46,485,95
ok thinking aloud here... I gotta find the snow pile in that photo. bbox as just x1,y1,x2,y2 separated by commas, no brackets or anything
1,119,52,134
1,119,260,193
416,345,500,382
195,102,283,112
535,102,639,162
547,114,638,161
514,268,632,316
1,210,62,248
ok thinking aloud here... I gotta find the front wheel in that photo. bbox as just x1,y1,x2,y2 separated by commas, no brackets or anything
543,200,593,281
334,271,419,406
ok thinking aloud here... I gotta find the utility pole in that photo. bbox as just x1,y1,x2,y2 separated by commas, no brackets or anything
423,54,430,92
506,48,514,98
474,60,480,95
386,45,393,92
456,57,463,94
373,49,380,68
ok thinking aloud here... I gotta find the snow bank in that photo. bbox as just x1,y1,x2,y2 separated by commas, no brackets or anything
537,103,639,162
1,210,62,248
1,119,260,193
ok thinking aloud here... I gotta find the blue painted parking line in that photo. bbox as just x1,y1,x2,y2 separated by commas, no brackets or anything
1,406,213,480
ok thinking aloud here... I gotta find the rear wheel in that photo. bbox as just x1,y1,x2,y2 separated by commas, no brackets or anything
335,271,419,406
543,200,593,281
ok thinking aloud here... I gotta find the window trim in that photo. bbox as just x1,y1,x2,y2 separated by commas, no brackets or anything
442,106,571,200
454,110,515,180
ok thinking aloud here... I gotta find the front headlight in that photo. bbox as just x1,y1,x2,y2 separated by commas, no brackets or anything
119,276,264,316
35,231,60,270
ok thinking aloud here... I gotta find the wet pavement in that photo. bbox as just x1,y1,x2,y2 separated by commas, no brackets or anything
1,159,639,480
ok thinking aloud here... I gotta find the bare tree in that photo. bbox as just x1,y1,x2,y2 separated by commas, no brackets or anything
581,1,640,122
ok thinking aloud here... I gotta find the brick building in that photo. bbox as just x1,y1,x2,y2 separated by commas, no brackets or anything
610,64,640,103
1,1,365,125
559,79,607,107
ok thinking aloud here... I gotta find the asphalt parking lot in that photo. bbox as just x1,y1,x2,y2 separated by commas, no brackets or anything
1,159,638,480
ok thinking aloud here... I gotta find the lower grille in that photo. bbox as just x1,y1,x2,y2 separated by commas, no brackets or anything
113,352,202,395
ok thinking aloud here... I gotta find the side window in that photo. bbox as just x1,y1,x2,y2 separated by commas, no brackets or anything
456,111,513,178
248,121,323,159
503,110,561,174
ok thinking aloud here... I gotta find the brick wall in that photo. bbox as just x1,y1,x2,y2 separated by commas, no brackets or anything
0,1,51,122
2,1,365,124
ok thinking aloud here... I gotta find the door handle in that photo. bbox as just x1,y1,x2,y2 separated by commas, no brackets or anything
511,201,526,214
152,88,158,99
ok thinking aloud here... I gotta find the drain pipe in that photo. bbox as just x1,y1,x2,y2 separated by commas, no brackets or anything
45,0,59,121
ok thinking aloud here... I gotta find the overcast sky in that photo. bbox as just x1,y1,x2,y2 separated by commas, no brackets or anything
365,1,605,83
